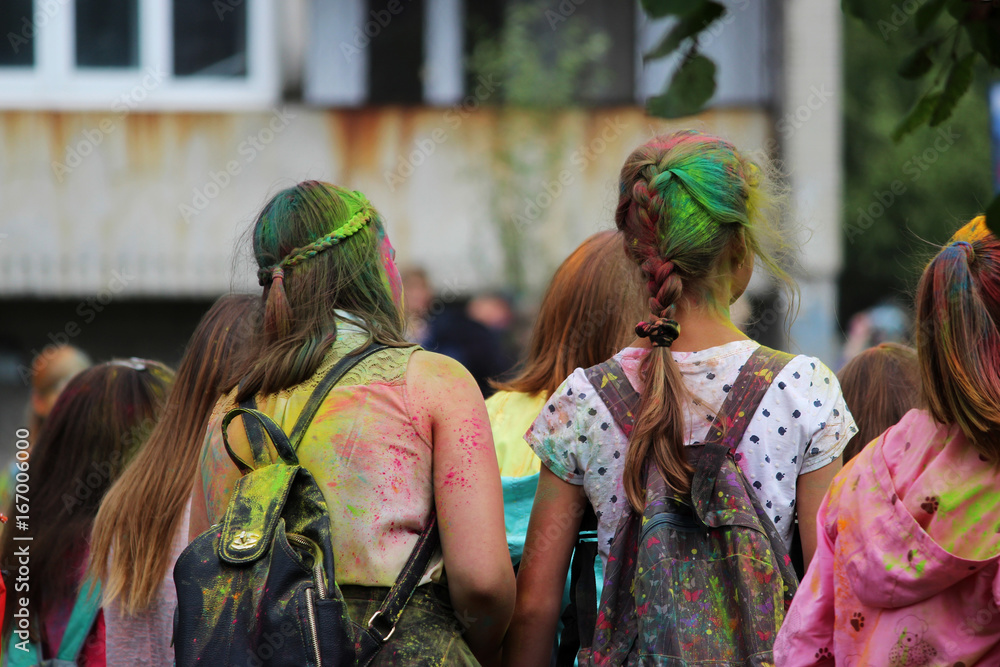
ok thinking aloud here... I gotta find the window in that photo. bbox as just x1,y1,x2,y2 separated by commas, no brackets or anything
76,0,138,68
173,0,247,77
305,0,635,108
0,0,278,110
0,0,34,67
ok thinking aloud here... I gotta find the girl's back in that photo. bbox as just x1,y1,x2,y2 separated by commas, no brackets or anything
202,324,443,587
529,340,854,562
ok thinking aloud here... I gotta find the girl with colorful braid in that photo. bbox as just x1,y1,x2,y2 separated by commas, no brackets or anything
87,293,255,667
192,181,514,666
504,131,857,664
776,216,1000,666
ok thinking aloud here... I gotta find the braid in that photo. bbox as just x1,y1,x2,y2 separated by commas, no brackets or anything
613,130,779,509
257,198,374,285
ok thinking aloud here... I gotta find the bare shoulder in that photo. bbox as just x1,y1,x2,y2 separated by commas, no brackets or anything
406,350,485,417
408,350,479,391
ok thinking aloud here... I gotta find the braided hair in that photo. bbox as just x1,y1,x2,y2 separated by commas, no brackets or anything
225,181,409,402
615,130,790,509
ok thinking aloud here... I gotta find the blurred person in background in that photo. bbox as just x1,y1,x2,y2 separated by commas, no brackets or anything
401,267,434,346
27,344,92,434
0,345,92,511
839,301,912,368
836,342,920,463
87,294,255,667
1,359,173,665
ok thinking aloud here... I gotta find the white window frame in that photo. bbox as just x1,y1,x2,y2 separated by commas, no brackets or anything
0,0,280,110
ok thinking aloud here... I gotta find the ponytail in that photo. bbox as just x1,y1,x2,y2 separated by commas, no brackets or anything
916,217,1000,458
263,267,294,342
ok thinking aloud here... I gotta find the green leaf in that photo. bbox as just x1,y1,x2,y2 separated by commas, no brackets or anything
641,0,704,19
646,53,717,118
986,194,1000,238
930,52,975,126
891,91,941,142
915,0,947,33
898,45,934,79
645,1,726,60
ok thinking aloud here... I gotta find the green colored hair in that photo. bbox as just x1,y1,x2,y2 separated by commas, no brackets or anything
227,181,409,402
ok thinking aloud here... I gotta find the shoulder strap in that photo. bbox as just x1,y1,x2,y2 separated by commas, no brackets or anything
55,577,102,661
358,512,440,658
232,342,439,657
226,344,390,473
696,345,795,475
583,358,639,436
556,505,598,665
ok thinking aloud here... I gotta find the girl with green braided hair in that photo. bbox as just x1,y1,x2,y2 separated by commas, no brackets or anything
506,132,857,664
192,181,515,665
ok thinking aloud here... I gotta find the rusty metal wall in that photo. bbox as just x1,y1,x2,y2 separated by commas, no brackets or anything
0,106,771,299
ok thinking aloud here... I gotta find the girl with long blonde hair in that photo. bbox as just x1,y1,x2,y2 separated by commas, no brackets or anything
88,294,255,666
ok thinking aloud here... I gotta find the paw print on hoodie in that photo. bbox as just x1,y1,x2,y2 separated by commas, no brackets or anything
888,616,937,667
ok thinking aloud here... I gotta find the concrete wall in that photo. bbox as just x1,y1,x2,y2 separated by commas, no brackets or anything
0,105,773,300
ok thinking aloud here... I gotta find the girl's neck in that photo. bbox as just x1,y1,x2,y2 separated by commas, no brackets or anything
629,302,749,353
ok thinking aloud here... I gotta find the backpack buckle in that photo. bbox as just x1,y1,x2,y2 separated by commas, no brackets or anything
367,611,396,642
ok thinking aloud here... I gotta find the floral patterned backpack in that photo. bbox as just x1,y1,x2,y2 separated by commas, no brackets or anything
580,345,799,666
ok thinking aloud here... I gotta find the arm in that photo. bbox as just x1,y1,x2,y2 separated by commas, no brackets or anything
795,456,841,569
502,466,587,667
409,351,516,667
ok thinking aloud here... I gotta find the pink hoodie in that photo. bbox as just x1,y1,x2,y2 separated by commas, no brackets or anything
775,409,1000,667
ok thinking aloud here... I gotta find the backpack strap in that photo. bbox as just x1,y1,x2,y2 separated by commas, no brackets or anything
583,359,639,437
231,343,439,658
556,504,599,666
226,344,389,472
691,345,799,604
691,345,794,510
55,577,103,661
356,511,440,660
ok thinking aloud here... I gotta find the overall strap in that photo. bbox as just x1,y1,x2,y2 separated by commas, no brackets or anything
55,577,103,661
227,344,390,473
357,512,440,660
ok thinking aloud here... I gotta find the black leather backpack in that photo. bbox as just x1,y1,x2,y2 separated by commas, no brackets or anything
173,346,438,666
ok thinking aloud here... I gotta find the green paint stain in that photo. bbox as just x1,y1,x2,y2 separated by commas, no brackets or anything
346,504,364,518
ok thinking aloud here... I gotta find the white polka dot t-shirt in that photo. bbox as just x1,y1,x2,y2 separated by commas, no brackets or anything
525,340,857,567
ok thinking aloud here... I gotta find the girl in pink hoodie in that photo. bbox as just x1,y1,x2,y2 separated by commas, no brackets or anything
775,216,1000,666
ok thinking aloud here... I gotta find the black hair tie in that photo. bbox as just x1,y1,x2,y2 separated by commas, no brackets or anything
635,318,681,348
